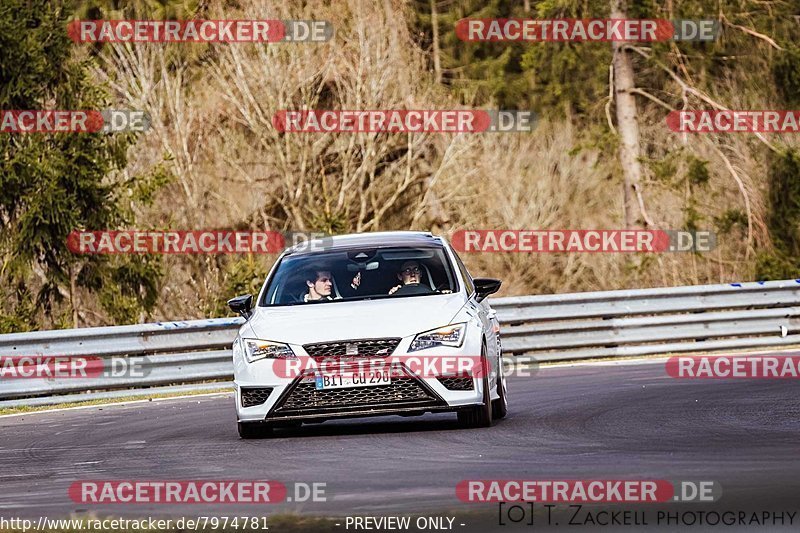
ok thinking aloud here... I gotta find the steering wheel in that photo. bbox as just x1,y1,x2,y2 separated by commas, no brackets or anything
392,282,433,296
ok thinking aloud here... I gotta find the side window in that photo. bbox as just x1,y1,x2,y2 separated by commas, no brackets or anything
451,249,475,295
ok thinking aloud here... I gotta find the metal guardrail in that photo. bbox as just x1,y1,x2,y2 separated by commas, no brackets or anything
1,279,798,405
494,279,800,362
0,318,241,402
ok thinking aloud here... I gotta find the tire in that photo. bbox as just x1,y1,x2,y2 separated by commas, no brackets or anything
458,344,493,428
492,358,508,420
237,421,273,439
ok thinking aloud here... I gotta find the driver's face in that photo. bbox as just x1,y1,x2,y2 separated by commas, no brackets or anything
399,262,421,285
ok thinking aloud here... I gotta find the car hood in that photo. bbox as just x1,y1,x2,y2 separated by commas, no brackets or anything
241,293,467,345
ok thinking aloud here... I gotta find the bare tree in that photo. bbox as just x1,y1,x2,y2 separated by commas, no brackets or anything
610,0,652,228
430,0,442,84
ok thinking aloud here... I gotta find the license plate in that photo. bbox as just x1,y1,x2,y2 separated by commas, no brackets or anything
315,371,392,390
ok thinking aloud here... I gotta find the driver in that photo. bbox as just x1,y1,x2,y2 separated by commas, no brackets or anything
389,260,423,295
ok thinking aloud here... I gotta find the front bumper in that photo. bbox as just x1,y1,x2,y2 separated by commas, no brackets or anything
234,333,488,423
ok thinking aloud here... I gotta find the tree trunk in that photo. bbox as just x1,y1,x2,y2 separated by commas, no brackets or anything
70,266,79,328
611,0,647,228
431,0,442,84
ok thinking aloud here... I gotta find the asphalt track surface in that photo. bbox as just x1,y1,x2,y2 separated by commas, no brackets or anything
1,356,799,531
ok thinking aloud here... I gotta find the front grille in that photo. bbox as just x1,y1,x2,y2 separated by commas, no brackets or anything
438,376,475,391
241,387,274,408
270,369,446,418
303,338,401,363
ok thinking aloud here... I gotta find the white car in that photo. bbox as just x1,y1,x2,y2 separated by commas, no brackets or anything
228,231,506,438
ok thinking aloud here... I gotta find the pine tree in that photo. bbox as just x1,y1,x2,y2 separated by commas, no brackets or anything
0,0,163,330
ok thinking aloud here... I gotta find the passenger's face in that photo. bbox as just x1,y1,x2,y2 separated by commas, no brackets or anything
308,271,333,298
399,262,421,285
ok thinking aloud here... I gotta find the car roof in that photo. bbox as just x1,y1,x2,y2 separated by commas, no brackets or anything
285,231,445,255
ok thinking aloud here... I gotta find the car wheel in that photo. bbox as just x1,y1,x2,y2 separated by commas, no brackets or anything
237,421,273,439
457,344,493,428
492,357,508,420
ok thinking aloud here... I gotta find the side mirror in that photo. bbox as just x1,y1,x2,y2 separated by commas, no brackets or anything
473,278,502,302
228,294,253,319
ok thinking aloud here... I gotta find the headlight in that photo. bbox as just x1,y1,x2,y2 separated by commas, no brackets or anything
241,338,296,363
409,323,466,352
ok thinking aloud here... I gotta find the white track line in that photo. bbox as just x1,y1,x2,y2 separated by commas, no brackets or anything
0,391,233,419
539,357,669,369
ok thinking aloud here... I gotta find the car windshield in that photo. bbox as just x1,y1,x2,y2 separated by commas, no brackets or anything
260,245,457,306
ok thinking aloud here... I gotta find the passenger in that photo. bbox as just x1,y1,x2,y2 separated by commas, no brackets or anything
303,268,334,302
303,267,361,301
